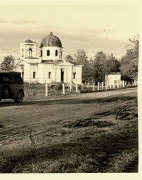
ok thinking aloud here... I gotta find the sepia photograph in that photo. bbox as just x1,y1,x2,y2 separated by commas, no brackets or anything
0,0,140,177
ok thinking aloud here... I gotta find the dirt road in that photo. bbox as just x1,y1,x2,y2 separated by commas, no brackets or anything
0,87,138,172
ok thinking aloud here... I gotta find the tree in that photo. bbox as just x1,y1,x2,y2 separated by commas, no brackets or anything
120,57,138,80
120,35,139,80
1,55,15,71
65,55,74,63
105,53,120,74
93,51,107,82
74,49,91,82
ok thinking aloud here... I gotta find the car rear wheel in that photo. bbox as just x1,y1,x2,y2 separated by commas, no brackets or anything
15,90,23,103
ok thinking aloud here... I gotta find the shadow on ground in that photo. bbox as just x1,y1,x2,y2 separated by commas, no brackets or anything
0,121,138,173
0,94,137,108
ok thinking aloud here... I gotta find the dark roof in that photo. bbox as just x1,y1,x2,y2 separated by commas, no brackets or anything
25,39,34,43
40,32,62,48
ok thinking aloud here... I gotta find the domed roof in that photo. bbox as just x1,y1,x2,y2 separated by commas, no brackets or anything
25,39,34,43
40,32,62,48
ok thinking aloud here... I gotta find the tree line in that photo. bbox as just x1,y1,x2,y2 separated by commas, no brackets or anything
0,35,138,83
65,35,138,83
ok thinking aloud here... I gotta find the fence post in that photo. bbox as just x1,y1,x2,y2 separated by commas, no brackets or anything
97,82,100,91
92,82,95,91
45,81,48,97
102,82,104,90
113,82,115,89
76,83,78,93
82,83,84,90
70,82,72,93
116,81,119,89
87,83,90,89
62,83,65,95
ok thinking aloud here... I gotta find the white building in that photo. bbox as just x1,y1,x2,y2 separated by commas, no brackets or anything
105,73,122,87
16,32,82,84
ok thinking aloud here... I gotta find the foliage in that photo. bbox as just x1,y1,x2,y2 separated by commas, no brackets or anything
65,55,74,63
120,35,139,80
105,53,120,74
1,55,15,71
93,51,107,82
64,35,138,83
74,49,93,82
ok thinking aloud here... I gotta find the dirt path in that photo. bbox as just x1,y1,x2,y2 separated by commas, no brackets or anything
0,87,138,172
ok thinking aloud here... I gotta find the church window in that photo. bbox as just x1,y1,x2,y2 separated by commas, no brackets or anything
40,50,43,57
73,72,76,79
48,72,51,79
22,72,24,78
29,48,32,57
33,72,36,79
55,50,58,56
22,49,24,57
47,50,50,56
61,51,62,57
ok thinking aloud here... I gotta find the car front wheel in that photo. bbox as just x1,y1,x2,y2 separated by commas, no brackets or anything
15,90,23,103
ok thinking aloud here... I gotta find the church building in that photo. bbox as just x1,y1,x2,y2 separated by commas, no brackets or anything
16,32,82,84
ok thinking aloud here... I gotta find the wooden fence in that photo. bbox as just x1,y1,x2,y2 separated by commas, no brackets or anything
24,81,137,98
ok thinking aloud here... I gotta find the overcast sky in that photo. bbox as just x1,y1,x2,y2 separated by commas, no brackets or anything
0,5,138,61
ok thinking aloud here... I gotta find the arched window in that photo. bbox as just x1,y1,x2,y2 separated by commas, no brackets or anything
29,48,32,57
61,51,62,57
47,50,50,56
22,49,24,57
40,50,43,57
55,50,58,56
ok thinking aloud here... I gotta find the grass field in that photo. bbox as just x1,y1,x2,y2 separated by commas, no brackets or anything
0,89,138,173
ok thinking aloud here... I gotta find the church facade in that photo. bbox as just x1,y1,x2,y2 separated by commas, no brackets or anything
16,32,82,84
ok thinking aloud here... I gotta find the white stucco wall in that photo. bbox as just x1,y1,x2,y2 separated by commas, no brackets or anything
72,66,82,84
38,63,55,83
40,47,62,61
105,74,121,86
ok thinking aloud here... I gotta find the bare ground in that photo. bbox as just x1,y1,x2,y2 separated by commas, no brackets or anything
0,88,138,173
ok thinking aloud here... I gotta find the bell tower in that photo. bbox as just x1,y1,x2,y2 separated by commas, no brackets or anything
20,39,37,60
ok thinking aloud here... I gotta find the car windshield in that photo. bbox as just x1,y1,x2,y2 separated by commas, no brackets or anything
0,73,23,84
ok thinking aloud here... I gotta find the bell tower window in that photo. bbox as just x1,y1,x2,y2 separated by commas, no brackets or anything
55,50,58,56
33,72,36,79
29,48,32,57
47,50,50,56
48,72,51,79
40,50,43,57
22,49,24,57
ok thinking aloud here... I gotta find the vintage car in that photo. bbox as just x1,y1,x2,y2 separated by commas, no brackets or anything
0,71,24,103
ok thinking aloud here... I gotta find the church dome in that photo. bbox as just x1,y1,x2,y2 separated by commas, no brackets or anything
40,32,62,48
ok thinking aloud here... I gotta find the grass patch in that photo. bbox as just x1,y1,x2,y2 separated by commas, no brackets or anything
64,118,114,128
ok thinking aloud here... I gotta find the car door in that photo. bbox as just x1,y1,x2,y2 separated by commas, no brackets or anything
9,75,15,97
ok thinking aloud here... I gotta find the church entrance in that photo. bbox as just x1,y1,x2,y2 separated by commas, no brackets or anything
61,68,64,82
